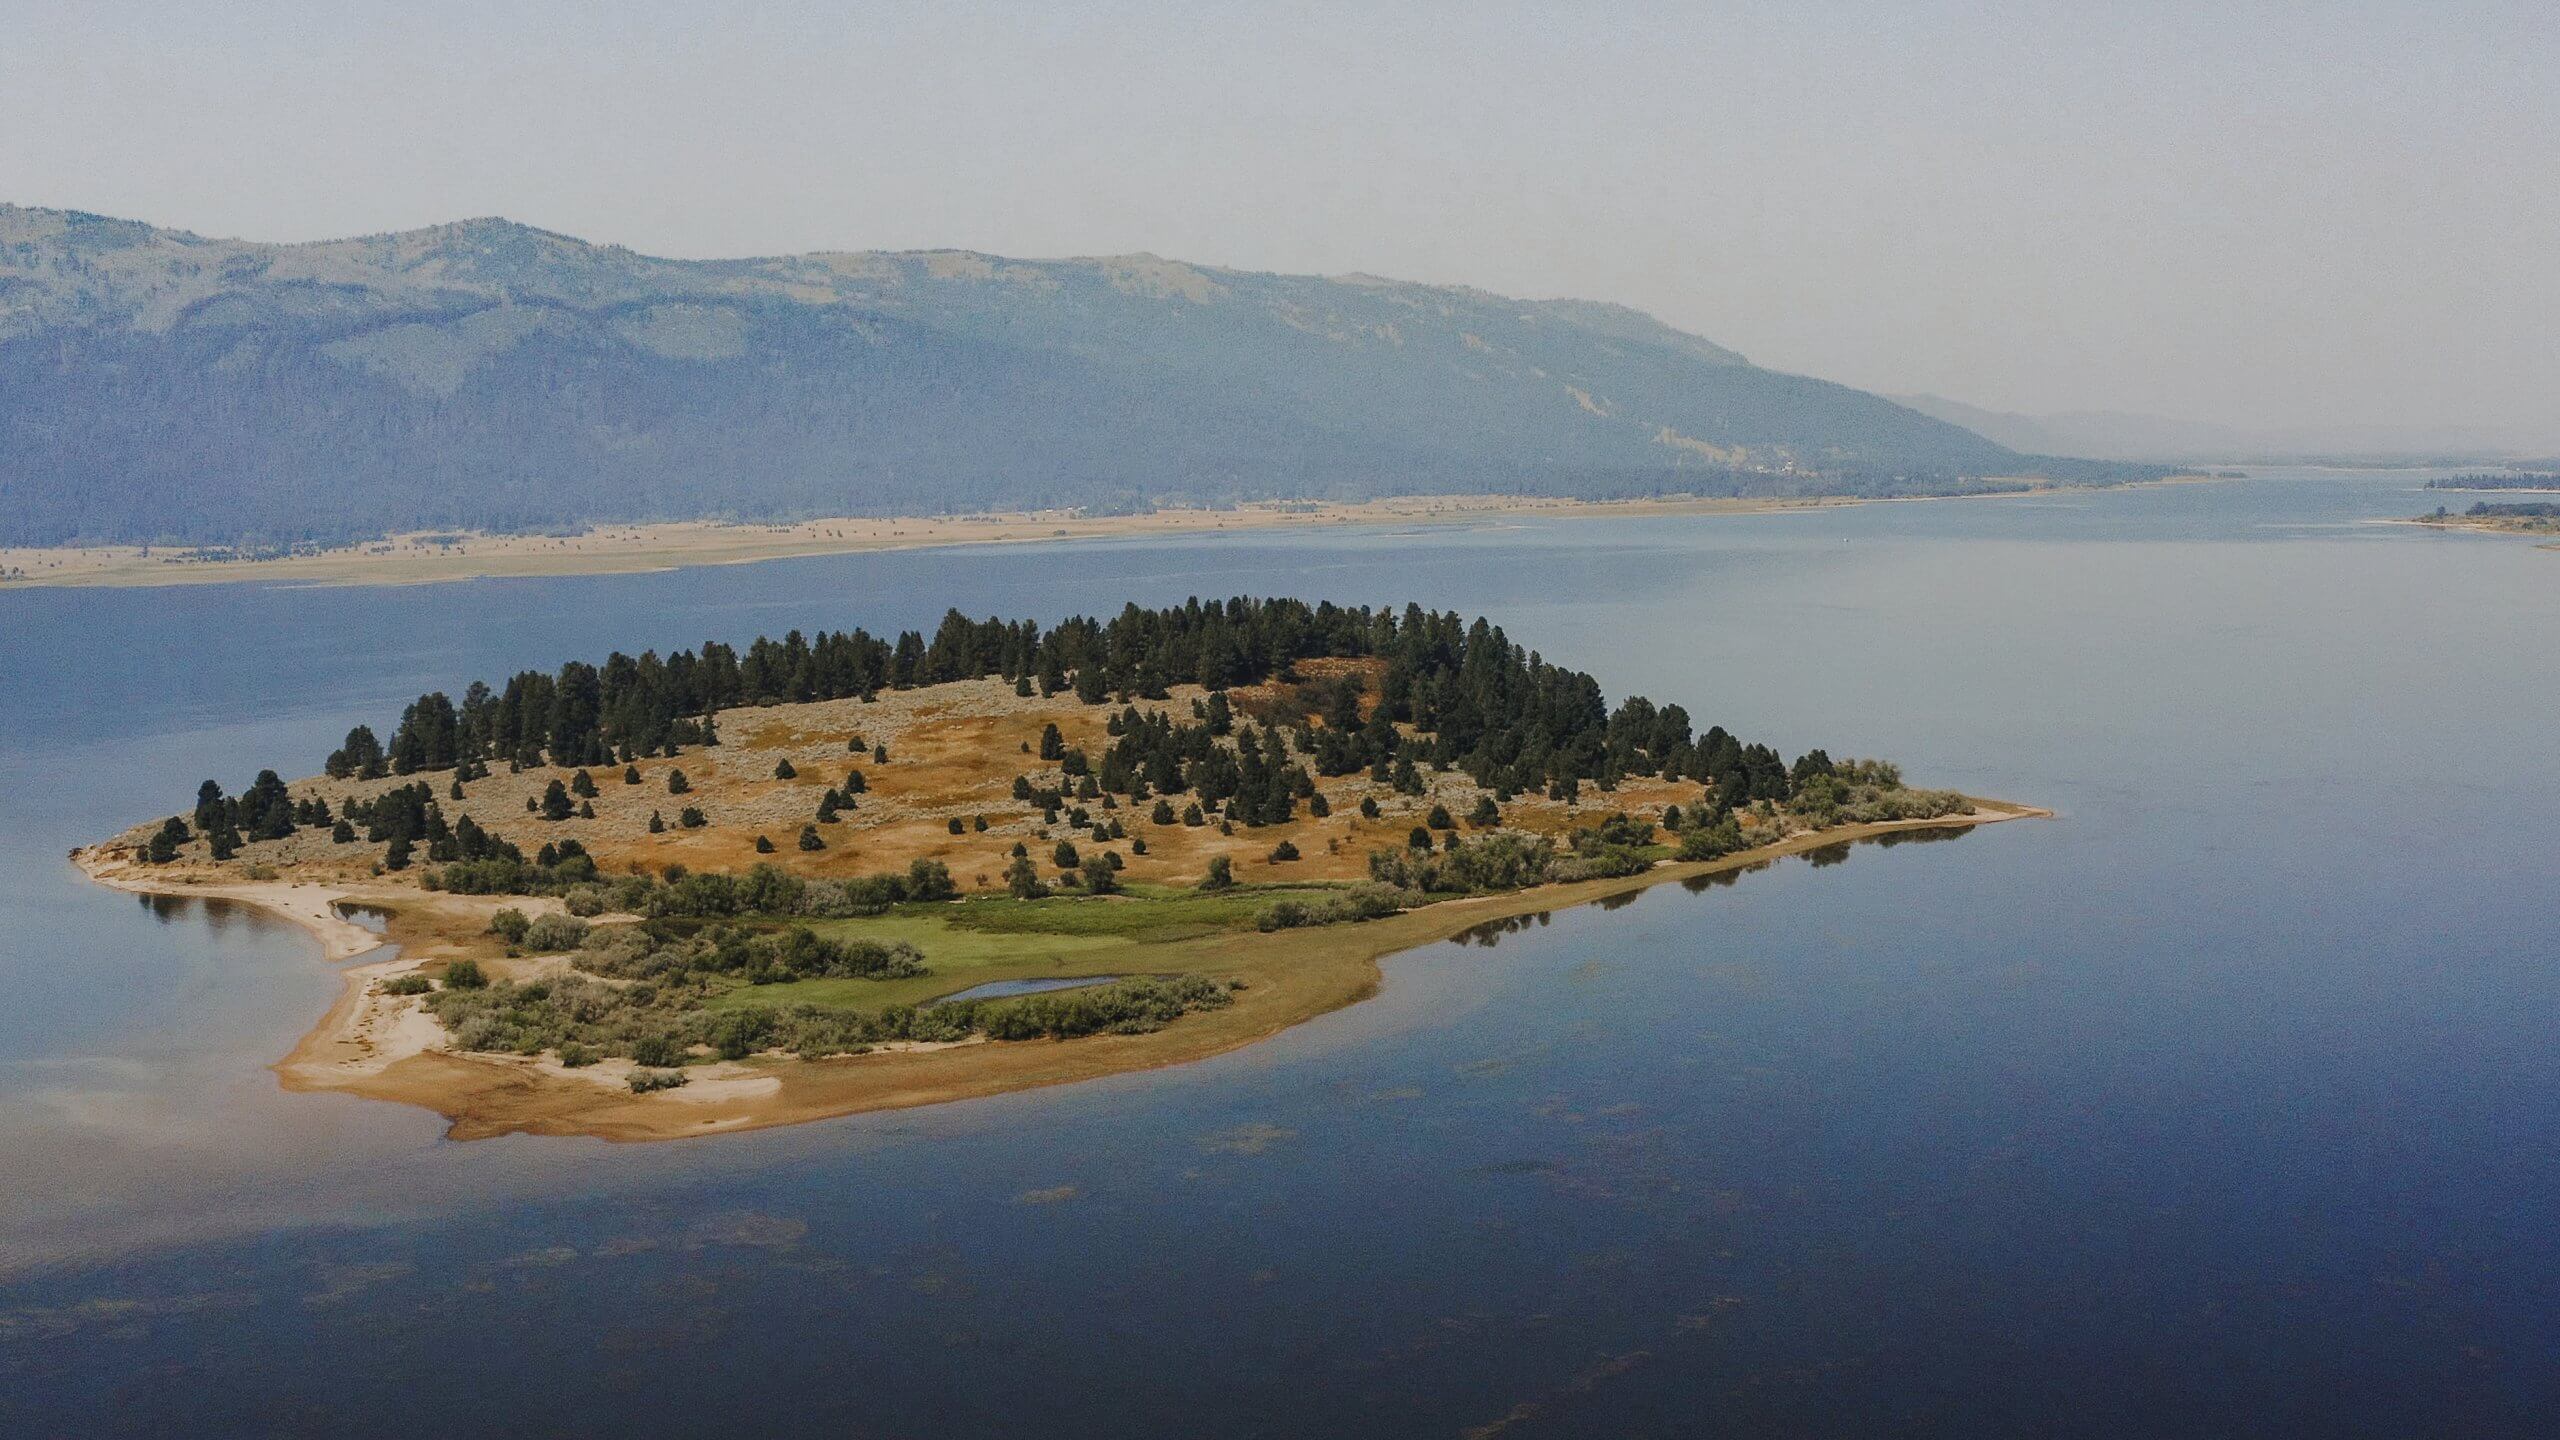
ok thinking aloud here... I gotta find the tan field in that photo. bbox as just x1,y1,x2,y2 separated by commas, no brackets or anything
0,495,1840,590
0,477,2223,592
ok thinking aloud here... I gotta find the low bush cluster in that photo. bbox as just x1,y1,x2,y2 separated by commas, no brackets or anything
1255,883,1419,931
428,956,1233,1068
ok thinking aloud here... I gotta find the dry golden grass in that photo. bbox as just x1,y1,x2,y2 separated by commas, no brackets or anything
102,671,1706,896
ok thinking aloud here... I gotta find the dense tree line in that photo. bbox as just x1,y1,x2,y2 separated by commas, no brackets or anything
2426,472,2560,491
161,598,1838,868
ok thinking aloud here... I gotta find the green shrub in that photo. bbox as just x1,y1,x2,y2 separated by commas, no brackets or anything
487,908,531,942
628,1068,690,1094
522,913,589,952
630,1034,683,1067
441,959,488,990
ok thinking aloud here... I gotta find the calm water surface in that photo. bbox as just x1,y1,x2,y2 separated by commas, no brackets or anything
1,471,2553,1437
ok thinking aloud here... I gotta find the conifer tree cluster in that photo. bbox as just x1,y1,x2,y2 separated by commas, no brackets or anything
171,597,1830,869
294,598,1806,805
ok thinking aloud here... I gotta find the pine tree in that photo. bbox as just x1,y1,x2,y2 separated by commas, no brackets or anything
541,779,574,821
1006,854,1050,899
667,769,690,795
774,758,797,780
1200,856,1235,891
624,764,641,785
755,835,776,854
570,769,598,798
648,811,666,834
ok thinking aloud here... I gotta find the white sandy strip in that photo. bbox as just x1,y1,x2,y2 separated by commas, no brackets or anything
75,852,388,963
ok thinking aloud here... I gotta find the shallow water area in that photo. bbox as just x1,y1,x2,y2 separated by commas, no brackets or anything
1,469,2553,1437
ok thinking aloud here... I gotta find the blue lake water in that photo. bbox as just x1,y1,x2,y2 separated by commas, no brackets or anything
1,471,2554,1436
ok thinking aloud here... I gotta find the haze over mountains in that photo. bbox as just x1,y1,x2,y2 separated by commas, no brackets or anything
1893,394,2560,467
0,205,2156,547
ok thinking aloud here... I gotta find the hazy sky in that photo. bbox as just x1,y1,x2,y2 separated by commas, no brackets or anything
4,1,2553,435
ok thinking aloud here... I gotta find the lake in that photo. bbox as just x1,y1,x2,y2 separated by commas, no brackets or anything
2,471,2553,1437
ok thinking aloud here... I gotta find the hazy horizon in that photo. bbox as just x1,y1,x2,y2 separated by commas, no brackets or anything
6,1,2553,442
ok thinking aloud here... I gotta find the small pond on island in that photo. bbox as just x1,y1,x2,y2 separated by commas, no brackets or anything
925,975,1127,1007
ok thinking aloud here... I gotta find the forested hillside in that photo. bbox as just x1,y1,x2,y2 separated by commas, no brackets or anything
1,205,2159,545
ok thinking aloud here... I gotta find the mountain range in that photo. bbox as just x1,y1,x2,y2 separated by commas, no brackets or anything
0,205,2157,546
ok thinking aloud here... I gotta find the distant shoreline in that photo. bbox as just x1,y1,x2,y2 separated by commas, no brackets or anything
0,480,2219,592
2392,513,2560,547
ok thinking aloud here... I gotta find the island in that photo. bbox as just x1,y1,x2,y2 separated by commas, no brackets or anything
76,597,2045,1141
2410,501,2560,537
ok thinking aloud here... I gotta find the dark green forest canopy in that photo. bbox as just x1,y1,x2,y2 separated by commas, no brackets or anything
2424,472,2560,490
181,598,1824,856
